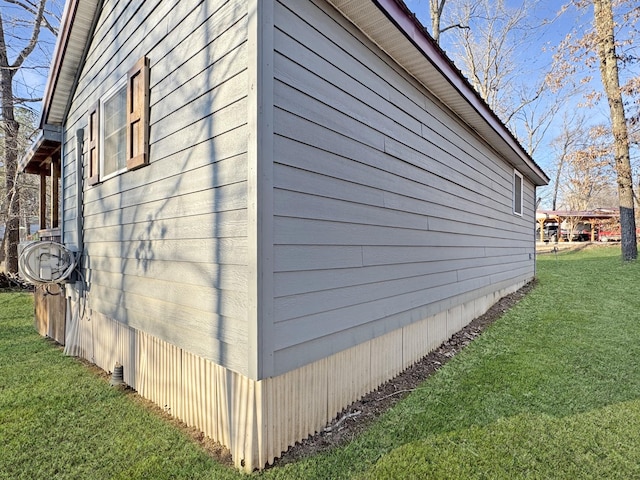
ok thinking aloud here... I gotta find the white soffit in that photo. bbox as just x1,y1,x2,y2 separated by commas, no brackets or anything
327,0,549,186
41,0,100,127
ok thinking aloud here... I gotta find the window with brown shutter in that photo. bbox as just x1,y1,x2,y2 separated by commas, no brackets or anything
126,56,150,170
87,55,150,185
102,80,127,178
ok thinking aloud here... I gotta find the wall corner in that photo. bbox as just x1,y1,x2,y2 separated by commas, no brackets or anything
247,0,275,381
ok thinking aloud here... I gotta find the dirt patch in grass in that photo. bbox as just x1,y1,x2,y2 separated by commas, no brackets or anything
270,280,536,468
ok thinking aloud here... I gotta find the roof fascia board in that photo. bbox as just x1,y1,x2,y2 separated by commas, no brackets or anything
40,0,102,128
40,0,78,128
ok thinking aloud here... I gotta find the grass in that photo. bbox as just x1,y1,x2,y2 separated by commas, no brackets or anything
3,245,640,478
0,294,241,480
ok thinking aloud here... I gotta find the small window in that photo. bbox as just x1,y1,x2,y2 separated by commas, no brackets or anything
101,79,127,180
513,170,523,216
88,56,150,185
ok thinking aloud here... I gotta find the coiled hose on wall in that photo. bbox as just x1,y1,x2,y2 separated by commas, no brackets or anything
18,241,77,285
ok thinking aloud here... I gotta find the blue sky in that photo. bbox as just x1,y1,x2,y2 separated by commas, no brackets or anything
3,0,63,120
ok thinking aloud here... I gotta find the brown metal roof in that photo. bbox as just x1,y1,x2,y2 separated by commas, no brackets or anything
537,209,620,220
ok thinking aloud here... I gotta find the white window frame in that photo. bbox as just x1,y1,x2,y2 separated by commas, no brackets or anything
513,169,523,216
99,75,128,182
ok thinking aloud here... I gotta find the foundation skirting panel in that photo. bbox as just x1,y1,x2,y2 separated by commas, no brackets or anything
63,281,525,471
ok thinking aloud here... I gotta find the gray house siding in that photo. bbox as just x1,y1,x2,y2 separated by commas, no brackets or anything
270,0,535,374
62,0,251,374
26,0,548,469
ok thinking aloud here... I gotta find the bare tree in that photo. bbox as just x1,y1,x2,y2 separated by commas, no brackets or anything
552,123,615,242
0,0,58,272
445,0,530,118
511,80,569,157
559,124,616,211
0,107,41,263
550,114,586,210
551,0,638,259
428,0,470,45
593,0,636,259
439,0,565,157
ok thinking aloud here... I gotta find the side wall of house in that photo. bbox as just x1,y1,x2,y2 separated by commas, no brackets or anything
269,0,536,375
54,0,540,470
61,0,251,375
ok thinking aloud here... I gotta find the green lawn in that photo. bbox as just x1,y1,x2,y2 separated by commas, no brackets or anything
2,245,640,479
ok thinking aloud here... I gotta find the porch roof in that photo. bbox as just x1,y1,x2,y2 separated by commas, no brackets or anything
19,125,62,176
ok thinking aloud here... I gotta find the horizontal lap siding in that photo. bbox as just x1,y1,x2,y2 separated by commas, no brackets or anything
63,0,250,374
271,0,535,373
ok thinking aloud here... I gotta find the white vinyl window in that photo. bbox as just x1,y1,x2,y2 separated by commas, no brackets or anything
100,78,127,181
513,169,523,216
87,56,150,186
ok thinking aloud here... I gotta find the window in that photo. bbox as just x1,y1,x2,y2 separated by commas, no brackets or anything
88,56,150,185
102,79,127,180
513,169,523,216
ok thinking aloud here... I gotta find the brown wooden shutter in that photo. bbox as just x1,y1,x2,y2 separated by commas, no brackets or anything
126,56,150,170
88,102,100,185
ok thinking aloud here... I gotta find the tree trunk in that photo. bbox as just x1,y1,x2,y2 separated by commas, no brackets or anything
552,158,564,211
1,1,53,273
1,68,21,273
430,0,444,44
593,0,637,260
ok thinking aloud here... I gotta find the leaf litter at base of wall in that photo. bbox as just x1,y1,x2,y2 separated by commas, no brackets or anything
0,272,33,291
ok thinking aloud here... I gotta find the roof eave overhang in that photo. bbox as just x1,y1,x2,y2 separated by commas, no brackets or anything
33,0,549,187
40,0,101,128
327,0,550,187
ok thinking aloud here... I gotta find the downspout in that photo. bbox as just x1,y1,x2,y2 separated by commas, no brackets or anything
534,195,542,276
75,128,84,258
59,130,65,244
63,129,85,357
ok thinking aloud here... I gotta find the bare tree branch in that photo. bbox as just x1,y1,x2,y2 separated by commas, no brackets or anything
439,23,470,34
11,0,48,69
5,0,57,36
13,96,42,103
